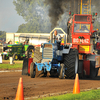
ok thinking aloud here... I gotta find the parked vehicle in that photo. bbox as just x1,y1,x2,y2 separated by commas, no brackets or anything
2,42,34,60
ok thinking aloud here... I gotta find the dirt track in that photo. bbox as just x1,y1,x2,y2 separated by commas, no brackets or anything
0,69,100,100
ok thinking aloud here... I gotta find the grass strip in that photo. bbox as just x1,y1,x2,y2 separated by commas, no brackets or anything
37,89,100,100
0,63,23,70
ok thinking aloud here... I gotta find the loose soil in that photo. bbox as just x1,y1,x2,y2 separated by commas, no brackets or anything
0,60,100,100
0,69,100,100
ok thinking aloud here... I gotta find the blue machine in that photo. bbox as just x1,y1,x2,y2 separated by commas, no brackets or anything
30,41,68,79
35,43,65,78
30,28,71,79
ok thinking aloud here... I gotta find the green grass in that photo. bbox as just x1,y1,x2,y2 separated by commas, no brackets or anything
0,63,23,70
37,89,100,100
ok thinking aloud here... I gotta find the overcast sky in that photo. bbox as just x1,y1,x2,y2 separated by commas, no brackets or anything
0,0,25,33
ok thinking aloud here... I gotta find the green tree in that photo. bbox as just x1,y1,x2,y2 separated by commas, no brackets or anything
13,0,51,33
0,31,6,39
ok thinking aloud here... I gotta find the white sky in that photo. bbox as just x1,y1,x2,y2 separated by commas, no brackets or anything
0,0,25,32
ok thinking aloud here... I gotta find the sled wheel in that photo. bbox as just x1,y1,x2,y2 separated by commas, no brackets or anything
30,62,36,78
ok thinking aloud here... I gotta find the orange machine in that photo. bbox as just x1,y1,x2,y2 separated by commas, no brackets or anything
67,13,100,78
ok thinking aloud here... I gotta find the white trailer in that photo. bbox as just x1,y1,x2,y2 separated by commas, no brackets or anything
6,33,50,45
6,31,65,46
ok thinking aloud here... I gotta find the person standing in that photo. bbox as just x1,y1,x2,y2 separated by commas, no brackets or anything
54,30,61,43
53,30,61,50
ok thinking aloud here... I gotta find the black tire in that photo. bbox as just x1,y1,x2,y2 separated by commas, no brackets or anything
22,58,28,75
63,49,79,79
59,64,65,79
13,53,18,60
26,46,34,58
30,62,36,78
90,61,99,79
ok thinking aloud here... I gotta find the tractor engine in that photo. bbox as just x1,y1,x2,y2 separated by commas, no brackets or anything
35,43,63,77
42,43,57,61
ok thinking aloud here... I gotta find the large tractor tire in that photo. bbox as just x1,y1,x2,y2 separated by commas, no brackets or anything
30,62,36,78
63,49,79,79
33,47,42,63
22,58,28,75
13,53,18,60
59,64,65,79
90,61,99,79
26,46,34,58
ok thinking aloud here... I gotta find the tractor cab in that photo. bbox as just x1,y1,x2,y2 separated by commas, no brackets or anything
67,14,99,54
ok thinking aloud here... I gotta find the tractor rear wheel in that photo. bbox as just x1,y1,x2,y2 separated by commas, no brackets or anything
13,53,18,60
26,46,34,58
59,64,65,79
30,62,36,78
63,49,79,79
90,61,99,79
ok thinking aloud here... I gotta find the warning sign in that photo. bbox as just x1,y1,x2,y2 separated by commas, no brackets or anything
79,45,89,52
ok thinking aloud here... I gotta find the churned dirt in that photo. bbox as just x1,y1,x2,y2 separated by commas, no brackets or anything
0,69,100,100
1,60,100,100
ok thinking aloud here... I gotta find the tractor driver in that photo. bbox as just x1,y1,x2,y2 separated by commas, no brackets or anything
75,24,89,33
80,25,89,32
54,30,61,50
54,30,61,43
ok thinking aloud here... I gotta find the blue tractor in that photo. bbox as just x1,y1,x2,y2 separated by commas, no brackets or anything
30,28,79,79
